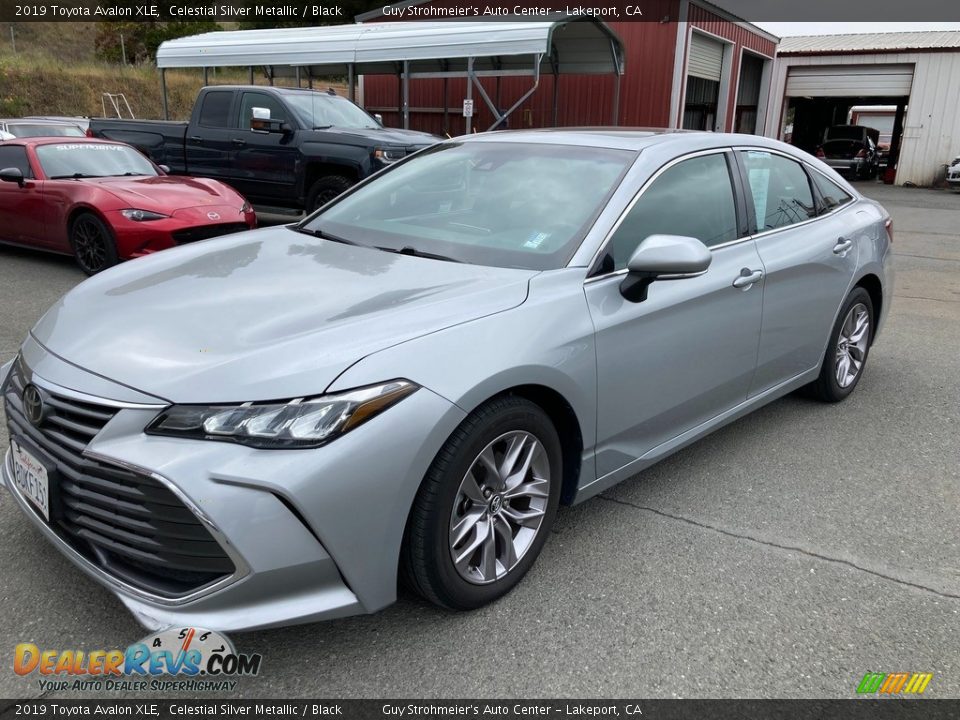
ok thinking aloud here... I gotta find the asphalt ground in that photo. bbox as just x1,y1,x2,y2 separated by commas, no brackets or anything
0,183,956,699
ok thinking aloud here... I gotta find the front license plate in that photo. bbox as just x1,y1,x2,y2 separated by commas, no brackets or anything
11,439,49,521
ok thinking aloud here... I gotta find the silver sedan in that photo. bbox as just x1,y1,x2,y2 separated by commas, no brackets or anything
0,130,893,631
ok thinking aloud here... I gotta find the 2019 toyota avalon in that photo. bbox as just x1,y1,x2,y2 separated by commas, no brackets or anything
0,130,893,631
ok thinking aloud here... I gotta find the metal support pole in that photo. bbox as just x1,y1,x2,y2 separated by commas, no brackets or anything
612,74,621,126
552,72,559,127
466,57,474,134
496,75,502,126
249,66,254,84
203,67,209,86
296,66,301,88
160,69,169,120
402,60,410,129
443,77,449,135
348,64,355,102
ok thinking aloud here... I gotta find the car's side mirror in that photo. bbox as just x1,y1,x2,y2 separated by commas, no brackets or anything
0,167,24,187
620,234,712,303
158,164,171,174
250,107,288,134
374,113,384,127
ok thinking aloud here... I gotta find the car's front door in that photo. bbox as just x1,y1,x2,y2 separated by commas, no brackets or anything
0,144,48,248
736,149,861,396
229,91,299,202
585,150,764,479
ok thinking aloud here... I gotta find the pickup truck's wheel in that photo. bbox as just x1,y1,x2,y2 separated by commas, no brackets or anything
401,396,562,610
306,175,354,214
70,213,119,276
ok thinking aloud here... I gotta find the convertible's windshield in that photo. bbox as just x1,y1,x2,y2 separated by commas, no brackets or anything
304,142,634,270
281,91,380,130
37,143,157,179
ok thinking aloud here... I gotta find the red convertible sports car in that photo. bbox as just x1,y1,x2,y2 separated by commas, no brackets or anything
0,137,256,274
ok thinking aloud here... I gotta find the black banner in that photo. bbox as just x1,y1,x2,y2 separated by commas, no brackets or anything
2,700,960,720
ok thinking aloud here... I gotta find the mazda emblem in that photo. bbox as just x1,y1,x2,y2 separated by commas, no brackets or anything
22,384,45,427
207,212,220,220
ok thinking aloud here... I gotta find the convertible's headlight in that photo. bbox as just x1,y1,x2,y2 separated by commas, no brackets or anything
122,209,168,221
145,380,418,448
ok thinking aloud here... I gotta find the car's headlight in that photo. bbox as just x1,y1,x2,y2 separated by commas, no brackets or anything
121,209,168,221
145,380,418,449
374,147,406,164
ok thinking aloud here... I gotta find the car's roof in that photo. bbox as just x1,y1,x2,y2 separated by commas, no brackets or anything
0,118,82,126
455,128,795,153
2,136,125,147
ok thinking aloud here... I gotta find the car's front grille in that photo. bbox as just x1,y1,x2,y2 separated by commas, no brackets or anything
172,223,248,244
3,360,235,597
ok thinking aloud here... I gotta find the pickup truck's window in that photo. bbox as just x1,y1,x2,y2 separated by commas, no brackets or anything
0,145,34,178
811,170,853,214
305,141,634,271
280,90,379,130
739,150,816,232
198,91,234,128
37,143,157,179
606,153,738,271
239,93,288,127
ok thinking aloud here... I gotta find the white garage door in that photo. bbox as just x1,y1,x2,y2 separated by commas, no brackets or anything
688,32,724,82
785,64,914,97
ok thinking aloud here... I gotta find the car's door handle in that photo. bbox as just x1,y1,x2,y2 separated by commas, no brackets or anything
231,138,247,146
732,269,763,289
833,238,854,254
188,135,203,144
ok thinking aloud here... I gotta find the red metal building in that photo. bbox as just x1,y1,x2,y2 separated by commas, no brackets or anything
357,1,778,136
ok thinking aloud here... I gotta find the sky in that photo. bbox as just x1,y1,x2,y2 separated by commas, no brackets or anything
756,22,960,37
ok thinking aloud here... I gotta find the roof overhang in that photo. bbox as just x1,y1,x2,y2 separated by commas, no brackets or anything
155,20,625,77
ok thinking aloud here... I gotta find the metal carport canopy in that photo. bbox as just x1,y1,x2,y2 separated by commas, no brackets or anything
155,20,624,130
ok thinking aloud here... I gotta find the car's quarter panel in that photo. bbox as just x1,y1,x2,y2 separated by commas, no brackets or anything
747,202,870,397
585,239,764,478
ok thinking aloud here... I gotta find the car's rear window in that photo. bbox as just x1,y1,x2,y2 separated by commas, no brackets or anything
9,124,84,138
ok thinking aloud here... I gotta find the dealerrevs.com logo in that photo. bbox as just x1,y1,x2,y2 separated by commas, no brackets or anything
856,672,933,695
13,627,262,693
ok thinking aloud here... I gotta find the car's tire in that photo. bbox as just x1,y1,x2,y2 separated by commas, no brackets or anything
401,396,562,610
305,175,354,214
806,287,874,403
69,212,119,276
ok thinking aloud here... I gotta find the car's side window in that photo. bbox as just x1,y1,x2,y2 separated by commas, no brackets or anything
0,145,33,178
739,150,816,232
198,91,234,128
604,152,738,272
810,170,854,215
239,93,288,127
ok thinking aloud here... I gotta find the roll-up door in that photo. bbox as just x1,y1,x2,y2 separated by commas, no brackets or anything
688,33,724,82
785,65,914,97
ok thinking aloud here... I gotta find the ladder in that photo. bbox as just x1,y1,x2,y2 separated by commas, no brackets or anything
101,93,135,119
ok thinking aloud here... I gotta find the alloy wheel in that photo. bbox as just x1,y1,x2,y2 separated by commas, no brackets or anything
835,302,870,388
73,217,108,273
449,431,551,585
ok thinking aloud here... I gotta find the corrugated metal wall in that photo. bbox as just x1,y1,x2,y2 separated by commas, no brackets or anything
766,51,960,185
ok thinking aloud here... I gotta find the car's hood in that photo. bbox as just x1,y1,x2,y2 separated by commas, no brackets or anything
313,125,439,147
83,175,240,210
31,227,535,403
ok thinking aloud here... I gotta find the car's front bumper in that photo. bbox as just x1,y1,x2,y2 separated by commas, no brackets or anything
104,206,257,260
2,346,466,631
824,158,867,175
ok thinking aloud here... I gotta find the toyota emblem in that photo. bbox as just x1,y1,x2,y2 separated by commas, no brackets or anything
22,384,45,427
207,212,220,220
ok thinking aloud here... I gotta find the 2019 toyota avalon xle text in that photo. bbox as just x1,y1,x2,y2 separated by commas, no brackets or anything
1,130,893,631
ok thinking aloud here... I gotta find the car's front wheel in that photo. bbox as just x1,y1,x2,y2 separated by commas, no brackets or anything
70,212,119,275
402,396,562,610
807,287,874,402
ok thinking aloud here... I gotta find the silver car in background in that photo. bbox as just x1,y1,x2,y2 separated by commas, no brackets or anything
0,130,893,631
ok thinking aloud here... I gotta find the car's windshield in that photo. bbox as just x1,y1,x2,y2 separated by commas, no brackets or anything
9,123,84,138
303,142,634,271
37,143,158,179
281,92,380,129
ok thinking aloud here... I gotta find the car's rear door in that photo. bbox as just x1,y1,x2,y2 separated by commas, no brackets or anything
584,149,764,478
184,89,237,185
735,149,861,396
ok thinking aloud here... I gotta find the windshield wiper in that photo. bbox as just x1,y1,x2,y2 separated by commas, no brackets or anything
50,173,103,179
378,245,463,263
312,125,333,130
292,226,362,246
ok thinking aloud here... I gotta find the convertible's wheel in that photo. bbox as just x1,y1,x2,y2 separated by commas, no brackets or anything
807,287,874,402
305,175,354,214
70,213,119,275
402,396,562,609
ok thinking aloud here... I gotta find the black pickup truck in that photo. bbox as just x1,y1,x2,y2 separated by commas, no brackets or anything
89,86,439,213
